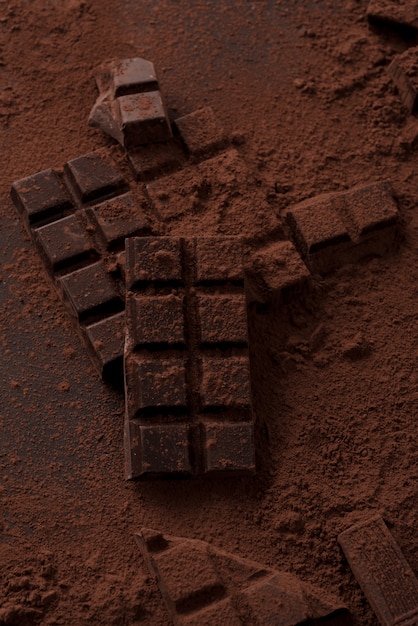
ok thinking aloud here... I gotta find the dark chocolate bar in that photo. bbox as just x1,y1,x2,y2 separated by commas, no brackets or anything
124,235,255,478
11,151,151,383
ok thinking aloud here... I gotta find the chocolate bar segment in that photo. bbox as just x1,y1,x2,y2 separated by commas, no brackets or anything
86,192,150,247
11,168,73,227
338,516,418,626
65,152,127,203
110,57,159,97
82,311,125,380
174,107,227,158
388,47,418,114
124,235,255,478
117,91,172,147
34,214,96,272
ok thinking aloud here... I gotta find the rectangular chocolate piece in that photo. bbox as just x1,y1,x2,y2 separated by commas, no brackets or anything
11,151,152,384
338,516,418,626
124,235,255,479
174,106,227,158
286,181,399,274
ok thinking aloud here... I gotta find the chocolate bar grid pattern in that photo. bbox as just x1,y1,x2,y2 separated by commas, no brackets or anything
338,517,418,626
124,236,255,479
11,153,151,381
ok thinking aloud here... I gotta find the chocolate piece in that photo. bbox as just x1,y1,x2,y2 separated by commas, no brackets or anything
124,235,255,479
34,214,96,272
388,47,418,114
86,192,150,247
338,516,418,626
286,181,399,274
244,240,311,305
65,152,127,203
174,107,227,158
11,152,151,383
11,168,73,228
136,528,352,625
117,91,172,147
89,57,172,148
59,261,123,322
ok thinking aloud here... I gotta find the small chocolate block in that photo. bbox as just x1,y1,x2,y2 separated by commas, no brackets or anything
11,169,73,226
59,261,122,320
200,356,251,409
117,91,172,147
344,182,399,237
65,153,126,203
194,236,244,283
244,240,311,304
87,192,150,247
34,214,95,271
130,294,185,346
111,57,159,97
125,236,183,288
128,422,191,477
367,0,418,32
388,47,418,114
175,107,227,157
129,357,187,410
128,141,185,182
201,422,255,474
338,516,418,626
83,311,125,377
197,294,247,344
286,193,351,256
152,542,225,614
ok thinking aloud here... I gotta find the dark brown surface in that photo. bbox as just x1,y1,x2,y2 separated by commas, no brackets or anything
124,235,255,479
338,516,418,626
387,46,418,114
367,0,418,33
118,91,172,147
136,528,352,625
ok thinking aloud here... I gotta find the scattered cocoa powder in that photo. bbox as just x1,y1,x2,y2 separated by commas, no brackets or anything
1,1,418,624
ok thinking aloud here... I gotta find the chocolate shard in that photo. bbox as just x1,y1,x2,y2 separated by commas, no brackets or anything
338,516,418,626
11,152,151,384
136,528,352,626
95,57,159,97
124,235,255,479
174,107,228,158
388,47,418,114
286,181,399,274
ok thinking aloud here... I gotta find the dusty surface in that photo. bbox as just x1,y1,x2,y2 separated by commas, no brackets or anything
1,0,418,624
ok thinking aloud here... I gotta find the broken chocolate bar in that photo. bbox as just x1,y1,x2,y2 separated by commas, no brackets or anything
89,56,172,148
124,235,255,479
11,151,151,383
286,181,399,274
136,528,352,625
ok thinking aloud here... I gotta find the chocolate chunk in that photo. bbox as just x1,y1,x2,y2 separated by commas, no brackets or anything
124,235,255,479
174,107,227,158
117,91,173,147
86,192,150,247
34,214,96,272
11,169,73,228
59,261,123,322
338,516,418,626
286,181,399,274
65,152,126,203
128,140,185,182
82,311,125,382
136,528,352,625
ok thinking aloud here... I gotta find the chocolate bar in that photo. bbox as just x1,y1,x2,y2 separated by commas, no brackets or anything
124,235,255,478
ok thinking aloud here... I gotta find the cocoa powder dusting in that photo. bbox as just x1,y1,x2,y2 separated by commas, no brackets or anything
1,0,418,624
